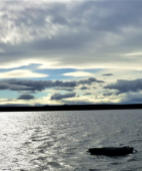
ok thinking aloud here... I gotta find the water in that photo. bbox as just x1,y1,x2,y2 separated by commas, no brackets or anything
0,110,142,171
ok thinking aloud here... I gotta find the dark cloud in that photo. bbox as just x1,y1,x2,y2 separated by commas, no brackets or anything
0,77,103,92
85,93,91,96
80,86,88,90
103,92,114,96
78,77,104,84
105,79,142,93
103,73,113,77
51,92,76,100
18,94,35,100
0,79,76,91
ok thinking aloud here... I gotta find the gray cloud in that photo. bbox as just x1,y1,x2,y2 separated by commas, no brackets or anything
105,79,142,93
103,91,114,96
0,79,76,91
80,86,88,90
0,0,142,69
103,73,113,77
51,92,76,100
78,77,104,84
0,77,103,92
18,94,35,100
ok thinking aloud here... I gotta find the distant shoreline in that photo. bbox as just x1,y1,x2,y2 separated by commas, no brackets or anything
0,104,142,112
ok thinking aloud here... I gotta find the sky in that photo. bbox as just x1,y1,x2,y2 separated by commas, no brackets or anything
0,0,142,106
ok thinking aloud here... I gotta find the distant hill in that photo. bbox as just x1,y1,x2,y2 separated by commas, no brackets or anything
0,104,142,112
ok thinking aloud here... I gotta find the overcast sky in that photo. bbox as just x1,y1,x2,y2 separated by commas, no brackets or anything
0,0,142,106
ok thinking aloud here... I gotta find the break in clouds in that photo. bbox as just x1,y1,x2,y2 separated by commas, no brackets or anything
0,0,142,105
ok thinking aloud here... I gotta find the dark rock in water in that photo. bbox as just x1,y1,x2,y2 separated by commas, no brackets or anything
88,146,134,156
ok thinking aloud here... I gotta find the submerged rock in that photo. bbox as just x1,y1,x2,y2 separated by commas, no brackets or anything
88,146,134,156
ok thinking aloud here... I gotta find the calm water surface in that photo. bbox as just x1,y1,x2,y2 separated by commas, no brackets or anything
0,110,142,171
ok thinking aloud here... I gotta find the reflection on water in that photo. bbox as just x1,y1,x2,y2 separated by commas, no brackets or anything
0,110,142,170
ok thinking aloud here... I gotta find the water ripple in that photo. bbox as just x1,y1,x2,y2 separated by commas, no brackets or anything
0,110,142,170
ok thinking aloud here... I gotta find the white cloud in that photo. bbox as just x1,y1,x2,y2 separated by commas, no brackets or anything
0,69,48,79
63,71,94,77
124,51,142,57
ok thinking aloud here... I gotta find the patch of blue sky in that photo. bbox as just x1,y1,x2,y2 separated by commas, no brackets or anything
0,90,19,99
0,64,40,73
84,68,103,73
34,89,52,99
34,91,46,98
36,68,77,80
0,68,15,73
34,88,73,99
0,65,103,81
19,64,41,70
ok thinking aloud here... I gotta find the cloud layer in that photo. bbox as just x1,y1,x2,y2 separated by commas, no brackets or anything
0,77,103,92
0,0,142,69
105,79,142,93
0,75,142,105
